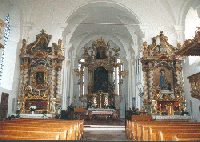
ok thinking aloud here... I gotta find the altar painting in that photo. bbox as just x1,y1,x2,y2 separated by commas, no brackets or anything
153,67,173,91
94,67,108,93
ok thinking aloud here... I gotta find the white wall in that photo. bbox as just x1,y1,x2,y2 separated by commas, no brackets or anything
183,58,200,122
0,2,21,116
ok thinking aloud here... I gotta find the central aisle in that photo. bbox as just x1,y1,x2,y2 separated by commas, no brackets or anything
83,118,130,141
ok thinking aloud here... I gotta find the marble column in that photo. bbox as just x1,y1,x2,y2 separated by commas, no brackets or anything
56,67,61,98
51,60,56,98
19,64,24,97
80,65,84,96
115,66,118,95
143,70,148,100
84,65,88,95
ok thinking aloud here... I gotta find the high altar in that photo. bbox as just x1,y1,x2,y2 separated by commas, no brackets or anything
74,37,128,117
17,30,64,116
140,31,186,115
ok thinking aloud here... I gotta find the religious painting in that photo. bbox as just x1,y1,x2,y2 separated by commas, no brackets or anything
25,99,48,110
96,46,107,59
94,67,108,93
32,37,48,52
36,72,44,85
153,67,173,91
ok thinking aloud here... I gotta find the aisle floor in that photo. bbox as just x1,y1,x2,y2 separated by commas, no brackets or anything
83,118,131,141
83,130,130,141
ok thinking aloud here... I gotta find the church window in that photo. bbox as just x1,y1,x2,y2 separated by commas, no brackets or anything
185,7,200,65
0,14,10,86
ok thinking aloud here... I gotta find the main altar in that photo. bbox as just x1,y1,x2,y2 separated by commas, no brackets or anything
17,30,64,116
74,37,128,118
140,31,186,115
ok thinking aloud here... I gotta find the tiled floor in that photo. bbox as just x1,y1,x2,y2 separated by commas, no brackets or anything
84,118,125,126
83,130,130,141
83,118,130,141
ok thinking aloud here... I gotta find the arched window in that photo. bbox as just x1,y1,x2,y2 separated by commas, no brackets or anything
0,14,10,86
185,7,200,65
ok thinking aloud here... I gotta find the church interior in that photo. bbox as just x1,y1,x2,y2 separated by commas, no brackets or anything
0,0,200,141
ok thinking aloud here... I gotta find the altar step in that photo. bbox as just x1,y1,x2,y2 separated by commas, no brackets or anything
84,125,125,130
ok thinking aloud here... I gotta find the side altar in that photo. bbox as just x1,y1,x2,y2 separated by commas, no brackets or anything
140,31,186,115
74,38,127,118
17,30,64,116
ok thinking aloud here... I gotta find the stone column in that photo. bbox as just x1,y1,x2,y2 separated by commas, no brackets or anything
174,26,185,45
61,47,70,110
69,50,75,105
132,59,136,106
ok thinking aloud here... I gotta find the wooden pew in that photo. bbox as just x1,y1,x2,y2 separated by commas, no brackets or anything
126,115,152,140
172,134,200,141
6,118,84,139
1,119,84,140
135,121,200,141
148,125,200,141
0,122,75,140
0,135,59,140
0,120,82,140
0,118,83,140
0,125,68,140
0,130,62,140
159,130,200,141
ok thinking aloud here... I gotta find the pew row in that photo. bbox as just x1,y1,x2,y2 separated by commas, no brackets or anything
172,134,200,141
0,118,84,140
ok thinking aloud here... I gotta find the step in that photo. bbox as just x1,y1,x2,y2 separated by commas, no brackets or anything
84,125,125,130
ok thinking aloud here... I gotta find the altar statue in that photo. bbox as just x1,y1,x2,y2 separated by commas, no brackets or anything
160,69,167,90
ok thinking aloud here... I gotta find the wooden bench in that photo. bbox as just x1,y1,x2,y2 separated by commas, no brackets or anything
159,129,200,141
0,122,75,140
0,135,59,140
134,121,200,141
148,125,200,141
142,122,200,141
172,134,200,141
0,130,62,140
126,115,152,139
7,118,84,139
0,119,84,140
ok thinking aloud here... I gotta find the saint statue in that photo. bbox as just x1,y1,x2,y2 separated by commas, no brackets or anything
160,69,167,90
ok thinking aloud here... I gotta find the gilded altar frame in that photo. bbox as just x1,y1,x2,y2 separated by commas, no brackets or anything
140,31,186,115
18,30,64,115
75,37,127,115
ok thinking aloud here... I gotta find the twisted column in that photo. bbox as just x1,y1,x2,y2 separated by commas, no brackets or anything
51,60,56,98
56,67,61,98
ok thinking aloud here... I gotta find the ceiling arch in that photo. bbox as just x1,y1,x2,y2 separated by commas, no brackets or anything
62,1,143,58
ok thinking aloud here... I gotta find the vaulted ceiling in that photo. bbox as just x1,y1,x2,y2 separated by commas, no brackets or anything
1,0,200,58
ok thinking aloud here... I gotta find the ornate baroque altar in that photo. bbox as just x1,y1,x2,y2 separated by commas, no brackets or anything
74,38,128,117
17,30,64,115
140,31,186,115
